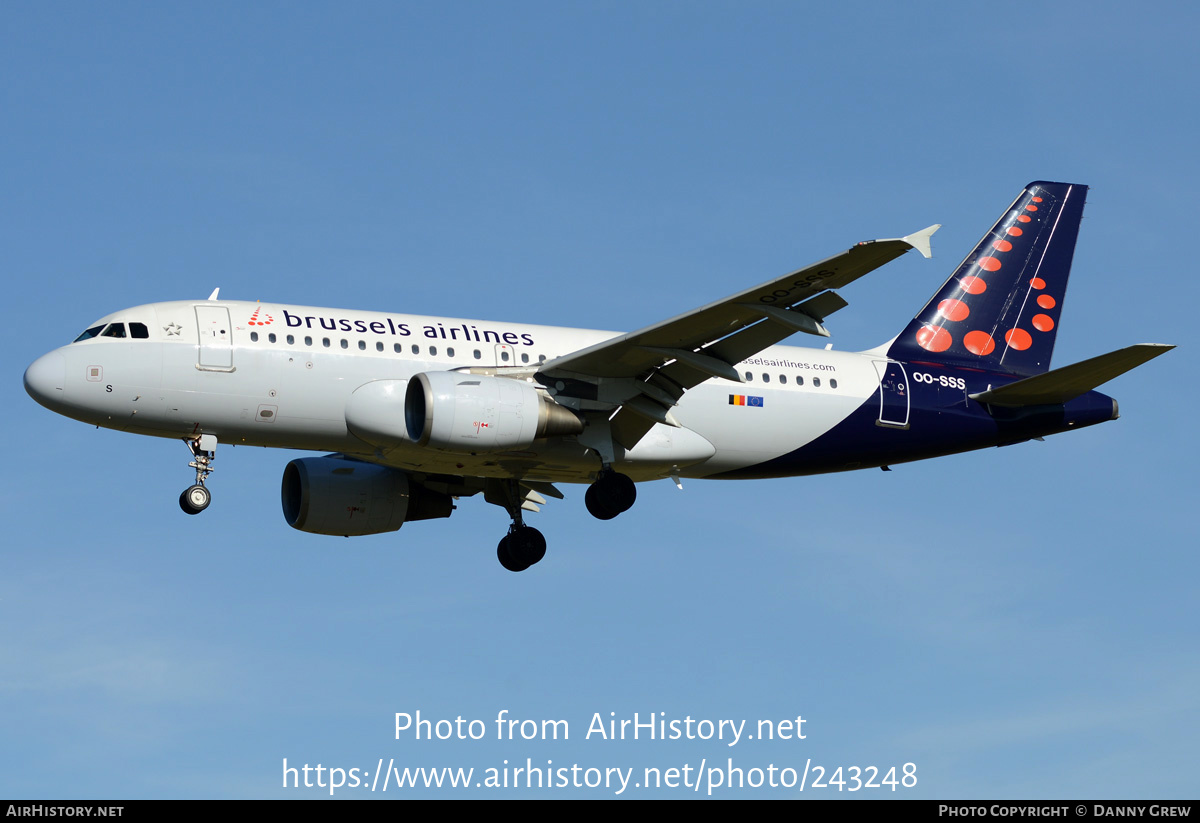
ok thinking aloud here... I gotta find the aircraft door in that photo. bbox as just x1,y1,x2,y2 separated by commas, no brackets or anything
494,343,515,368
195,306,233,371
872,360,909,429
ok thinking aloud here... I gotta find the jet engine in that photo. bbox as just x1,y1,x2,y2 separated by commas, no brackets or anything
281,456,453,536
404,372,583,452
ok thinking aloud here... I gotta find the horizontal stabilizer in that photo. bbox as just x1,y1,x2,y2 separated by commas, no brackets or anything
969,344,1175,407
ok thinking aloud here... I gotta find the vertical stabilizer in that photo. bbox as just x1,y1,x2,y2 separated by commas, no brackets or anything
886,181,1087,376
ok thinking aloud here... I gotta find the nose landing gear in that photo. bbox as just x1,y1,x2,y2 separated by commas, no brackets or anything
179,434,217,516
179,484,211,514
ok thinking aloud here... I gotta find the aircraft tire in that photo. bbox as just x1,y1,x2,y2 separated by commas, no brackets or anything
511,526,546,567
179,484,211,515
497,527,546,571
585,483,619,520
497,534,529,572
587,471,636,519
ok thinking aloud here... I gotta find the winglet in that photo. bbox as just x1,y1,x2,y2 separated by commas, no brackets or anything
207,288,221,301
901,224,940,259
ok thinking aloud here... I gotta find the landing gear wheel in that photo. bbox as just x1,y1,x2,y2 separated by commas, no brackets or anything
497,526,546,572
585,483,619,520
180,435,217,515
585,471,636,520
497,535,525,572
179,484,211,515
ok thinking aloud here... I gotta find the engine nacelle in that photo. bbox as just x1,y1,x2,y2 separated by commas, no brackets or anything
404,372,583,452
281,456,453,536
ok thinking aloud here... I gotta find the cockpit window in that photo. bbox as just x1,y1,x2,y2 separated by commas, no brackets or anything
74,321,149,342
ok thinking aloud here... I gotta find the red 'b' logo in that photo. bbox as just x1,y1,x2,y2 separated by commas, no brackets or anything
248,306,274,326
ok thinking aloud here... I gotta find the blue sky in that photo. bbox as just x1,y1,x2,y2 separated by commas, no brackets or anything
3,2,1197,798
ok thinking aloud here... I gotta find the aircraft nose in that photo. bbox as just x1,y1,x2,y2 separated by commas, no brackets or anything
24,350,66,409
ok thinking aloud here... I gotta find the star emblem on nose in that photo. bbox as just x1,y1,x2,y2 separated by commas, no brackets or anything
164,322,182,336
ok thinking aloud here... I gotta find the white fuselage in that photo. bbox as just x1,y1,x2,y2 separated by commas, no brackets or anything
36,300,883,484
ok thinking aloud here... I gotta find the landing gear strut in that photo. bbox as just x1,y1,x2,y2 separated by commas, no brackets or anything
179,434,217,515
491,478,547,572
585,469,636,520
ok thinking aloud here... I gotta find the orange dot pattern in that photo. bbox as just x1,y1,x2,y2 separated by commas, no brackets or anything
1005,328,1033,350
960,275,987,294
248,306,275,327
914,186,1058,359
964,330,996,356
938,299,970,321
916,325,952,353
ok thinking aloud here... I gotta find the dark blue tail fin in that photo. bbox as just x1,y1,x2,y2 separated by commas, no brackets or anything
887,181,1088,376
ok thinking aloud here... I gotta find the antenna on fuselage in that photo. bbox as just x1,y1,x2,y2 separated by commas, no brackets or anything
207,288,220,301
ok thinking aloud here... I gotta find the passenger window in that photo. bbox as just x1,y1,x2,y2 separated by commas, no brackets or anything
830,378,838,389
412,344,420,355
744,372,753,382
813,377,821,387
447,347,455,358
780,375,787,384
521,353,529,364
762,373,770,383
250,331,259,342
287,334,295,345
322,338,330,348
129,323,149,339
501,351,510,362
796,375,804,386
340,339,348,349
304,336,312,346
101,324,127,338
430,346,438,356
376,342,383,352
539,355,546,364
474,349,482,360
394,343,402,353
269,333,277,343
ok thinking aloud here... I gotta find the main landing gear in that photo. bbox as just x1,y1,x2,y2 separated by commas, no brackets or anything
497,524,547,573
487,468,635,571
490,478,547,573
179,434,217,515
584,469,636,520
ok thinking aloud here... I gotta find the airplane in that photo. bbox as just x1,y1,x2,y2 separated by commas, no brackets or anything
23,181,1173,572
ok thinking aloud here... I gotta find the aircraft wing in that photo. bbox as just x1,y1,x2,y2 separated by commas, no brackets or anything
537,225,939,449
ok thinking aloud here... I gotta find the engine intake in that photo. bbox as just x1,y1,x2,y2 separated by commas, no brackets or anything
281,456,453,536
405,372,582,452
